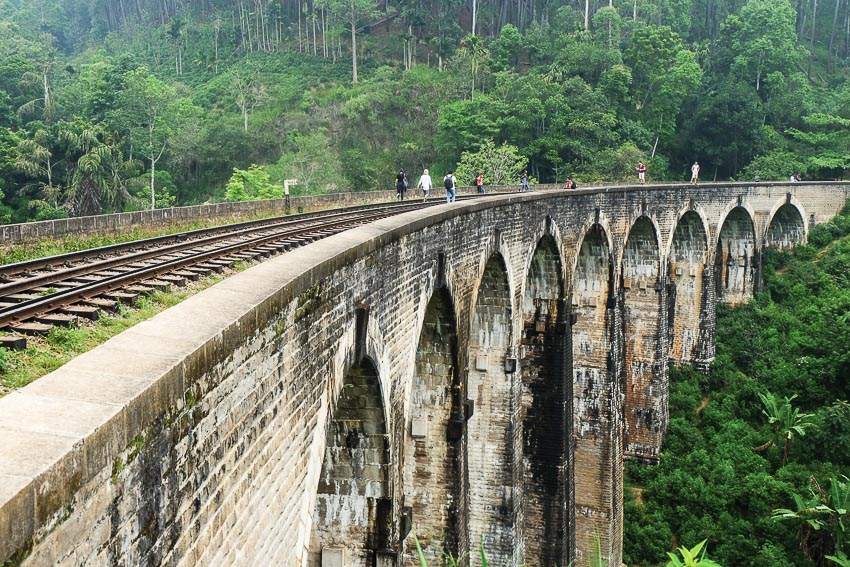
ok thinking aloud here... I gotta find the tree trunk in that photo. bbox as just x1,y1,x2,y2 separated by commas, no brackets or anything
809,0,818,78
829,0,840,72
150,157,156,209
584,0,590,30
351,21,358,82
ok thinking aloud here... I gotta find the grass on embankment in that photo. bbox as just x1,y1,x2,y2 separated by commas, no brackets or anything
0,271,231,397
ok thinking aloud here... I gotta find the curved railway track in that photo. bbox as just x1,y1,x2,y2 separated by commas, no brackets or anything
0,198,465,349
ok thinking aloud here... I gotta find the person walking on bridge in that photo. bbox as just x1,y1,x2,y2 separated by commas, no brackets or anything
637,161,646,184
690,161,700,184
520,171,530,192
396,169,408,200
418,169,432,201
444,171,457,203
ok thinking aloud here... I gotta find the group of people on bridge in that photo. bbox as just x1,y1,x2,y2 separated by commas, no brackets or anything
393,160,720,202
394,169,533,203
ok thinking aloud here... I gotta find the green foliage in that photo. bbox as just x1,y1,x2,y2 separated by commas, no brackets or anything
772,475,850,563
224,165,283,201
455,139,527,186
665,540,722,567
0,0,849,220
757,391,815,464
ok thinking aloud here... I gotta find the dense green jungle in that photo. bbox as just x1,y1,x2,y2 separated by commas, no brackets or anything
2,0,850,223
625,202,850,567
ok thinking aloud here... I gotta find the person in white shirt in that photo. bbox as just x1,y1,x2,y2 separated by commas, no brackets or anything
690,161,700,184
418,169,433,201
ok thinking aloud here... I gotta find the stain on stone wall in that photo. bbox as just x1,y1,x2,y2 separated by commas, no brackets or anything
668,211,708,363
571,224,617,562
519,235,569,567
765,203,806,249
402,288,461,563
466,253,515,565
715,207,757,305
310,361,389,567
621,217,666,461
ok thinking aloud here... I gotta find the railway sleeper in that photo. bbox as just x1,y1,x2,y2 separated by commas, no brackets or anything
140,280,172,292
35,313,77,327
102,291,139,304
173,270,201,281
82,297,119,311
125,285,155,295
69,276,101,284
60,305,100,320
256,246,282,256
8,322,53,336
193,263,225,273
182,267,213,277
157,275,188,287
0,335,27,350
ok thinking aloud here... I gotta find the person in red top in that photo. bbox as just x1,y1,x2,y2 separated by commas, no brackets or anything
476,174,485,194
637,161,647,184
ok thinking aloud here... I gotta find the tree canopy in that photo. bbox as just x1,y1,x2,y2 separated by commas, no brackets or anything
0,0,849,220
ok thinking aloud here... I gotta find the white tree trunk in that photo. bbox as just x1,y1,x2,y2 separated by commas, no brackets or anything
150,157,156,209
351,21,358,82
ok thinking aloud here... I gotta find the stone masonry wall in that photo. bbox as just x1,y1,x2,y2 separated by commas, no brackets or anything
0,182,848,567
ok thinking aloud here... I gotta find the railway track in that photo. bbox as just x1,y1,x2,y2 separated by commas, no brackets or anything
0,198,460,350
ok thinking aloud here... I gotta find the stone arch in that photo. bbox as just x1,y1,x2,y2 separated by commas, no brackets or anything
667,210,709,363
620,216,666,462
309,357,390,567
466,252,515,565
402,287,461,563
714,206,757,305
570,223,615,562
519,234,569,567
765,201,807,249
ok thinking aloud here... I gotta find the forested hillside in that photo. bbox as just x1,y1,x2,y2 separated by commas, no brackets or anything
1,0,850,223
625,203,850,567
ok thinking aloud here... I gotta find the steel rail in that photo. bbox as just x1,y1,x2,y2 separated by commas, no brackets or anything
0,209,396,328
0,199,440,279
0,201,438,297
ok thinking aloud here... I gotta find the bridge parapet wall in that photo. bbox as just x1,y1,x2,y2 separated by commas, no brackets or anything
0,182,847,567
0,185,561,246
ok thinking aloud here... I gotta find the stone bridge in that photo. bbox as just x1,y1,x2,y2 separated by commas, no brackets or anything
1,183,848,567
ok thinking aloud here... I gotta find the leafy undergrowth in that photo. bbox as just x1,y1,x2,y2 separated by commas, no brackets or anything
625,202,850,567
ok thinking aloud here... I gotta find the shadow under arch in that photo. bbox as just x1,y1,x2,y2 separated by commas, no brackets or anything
715,206,757,305
765,202,806,249
465,251,515,565
309,357,390,566
620,215,666,462
519,233,570,567
570,223,617,563
402,286,462,564
667,210,709,363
